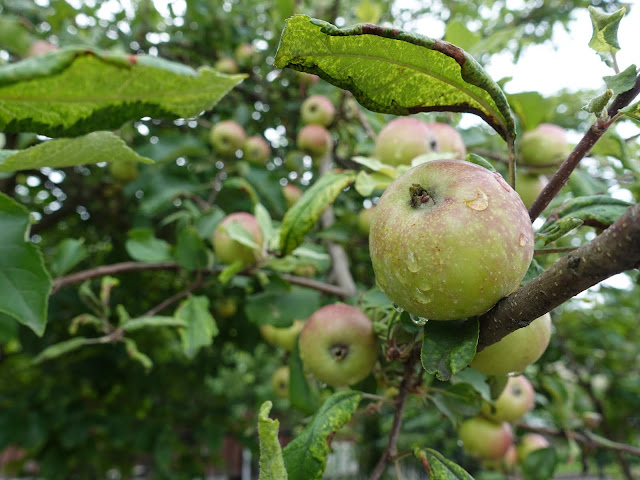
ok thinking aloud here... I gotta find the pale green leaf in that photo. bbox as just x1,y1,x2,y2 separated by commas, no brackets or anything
176,296,219,359
48,238,88,277
258,401,288,480
123,338,153,372
354,170,393,196
603,64,638,95
125,228,172,263
123,316,187,332
350,156,397,177
32,337,87,364
414,449,474,480
588,6,626,54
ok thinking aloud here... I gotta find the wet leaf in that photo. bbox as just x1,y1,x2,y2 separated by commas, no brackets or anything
421,318,478,381
258,401,288,480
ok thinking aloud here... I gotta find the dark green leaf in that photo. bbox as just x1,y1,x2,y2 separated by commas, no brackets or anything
48,238,88,277
588,6,626,54
522,447,558,480
288,339,319,415
175,296,219,359
125,228,172,262
414,448,475,480
175,227,209,271
432,383,483,425
603,64,638,95
421,318,479,381
245,286,321,328
258,401,288,480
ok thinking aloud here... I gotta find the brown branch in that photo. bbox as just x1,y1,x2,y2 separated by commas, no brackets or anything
279,273,354,298
142,275,205,317
534,246,578,256
477,202,640,351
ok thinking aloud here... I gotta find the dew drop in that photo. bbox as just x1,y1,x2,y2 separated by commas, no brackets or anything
406,251,419,273
465,188,489,211
392,303,404,313
519,233,528,247
410,313,428,326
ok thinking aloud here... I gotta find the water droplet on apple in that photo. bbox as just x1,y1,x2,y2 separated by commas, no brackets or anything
465,188,489,211
519,233,527,247
406,250,419,272
392,303,404,313
409,313,428,325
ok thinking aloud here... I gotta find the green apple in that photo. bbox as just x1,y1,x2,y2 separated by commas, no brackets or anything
471,313,552,376
516,172,548,208
517,123,569,173
426,122,466,159
282,184,302,208
300,95,335,126
210,120,247,157
212,212,263,267
374,117,438,166
483,444,517,473
260,320,305,352
357,206,376,235
216,297,238,318
516,433,550,463
234,42,256,67
109,159,139,182
297,124,332,158
243,136,271,165
298,304,378,386
459,416,514,460
214,57,239,74
369,160,533,320
272,366,290,399
481,375,535,423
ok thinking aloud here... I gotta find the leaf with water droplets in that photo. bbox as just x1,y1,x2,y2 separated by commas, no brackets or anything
421,318,478,381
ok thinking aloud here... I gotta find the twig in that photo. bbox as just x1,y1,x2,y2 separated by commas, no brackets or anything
280,273,355,298
142,275,205,317
534,246,578,256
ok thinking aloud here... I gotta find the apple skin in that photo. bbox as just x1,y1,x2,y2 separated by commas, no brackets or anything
481,375,535,423
518,123,569,173
212,212,263,267
459,417,514,460
214,57,239,74
516,433,550,463
297,124,332,158
260,320,305,352
357,206,376,235
109,160,139,182
282,184,303,208
210,120,247,157
369,160,534,320
426,122,466,159
516,173,548,208
234,43,256,66
298,304,378,387
272,366,290,399
374,117,438,166
471,313,552,376
243,136,271,165
300,95,336,126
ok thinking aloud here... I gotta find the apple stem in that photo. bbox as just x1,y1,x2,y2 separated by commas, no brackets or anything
507,134,516,189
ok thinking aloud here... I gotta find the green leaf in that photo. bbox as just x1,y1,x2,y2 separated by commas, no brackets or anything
620,101,640,123
283,390,362,480
444,21,481,53
48,238,88,277
354,170,394,196
224,221,261,250
175,296,218,359
122,316,187,332
350,156,397,177
274,15,515,141
125,228,172,262
32,337,87,364
245,286,321,328
0,47,246,136
279,169,356,256
465,153,496,171
218,260,246,284
175,227,209,271
450,368,492,402
432,382,483,425
588,6,626,54
123,338,153,372
258,401,288,480
522,447,558,480
603,64,638,95
0,131,153,172
582,89,613,116
255,203,274,247
0,192,51,336
288,339,319,415
0,16,33,56
421,318,478,381
414,448,474,480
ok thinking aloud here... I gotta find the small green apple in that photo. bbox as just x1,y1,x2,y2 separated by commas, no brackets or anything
518,123,569,173
298,304,378,386
374,117,438,166
214,57,239,74
516,172,548,209
109,159,139,182
300,95,335,126
471,313,552,376
282,184,302,208
272,366,290,399
459,416,514,460
297,124,332,158
210,120,247,157
216,297,238,318
516,433,550,463
243,136,271,165
370,160,533,320
357,206,376,235
212,212,263,267
426,122,466,159
260,320,305,352
481,375,535,423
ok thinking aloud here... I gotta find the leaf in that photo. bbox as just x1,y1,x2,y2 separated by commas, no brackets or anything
125,228,173,262
414,448,474,480
450,368,492,403
175,296,219,359
245,286,321,328
283,390,361,480
522,447,558,480
279,169,356,256
0,131,153,172
123,338,153,372
122,316,187,332
175,227,209,271
258,401,288,480
274,15,515,141
465,153,496,171
0,47,246,136
0,16,33,56
48,238,88,277
588,6,626,54
288,339,319,415
32,337,87,364
421,318,478,381
350,156,397,177
582,89,613,116
0,192,51,336
255,203,274,249
354,170,394,196
432,383,483,426
603,64,638,95
620,101,640,123
224,221,261,250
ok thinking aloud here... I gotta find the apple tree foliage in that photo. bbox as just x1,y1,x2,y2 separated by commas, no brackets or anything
0,0,639,479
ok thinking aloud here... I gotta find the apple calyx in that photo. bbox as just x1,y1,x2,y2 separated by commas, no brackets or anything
329,344,349,361
410,184,435,208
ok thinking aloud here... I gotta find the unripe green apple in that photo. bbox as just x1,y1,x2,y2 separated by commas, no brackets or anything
516,172,548,208
109,159,139,182
370,160,533,320
357,206,376,235
210,120,247,157
300,95,336,126
516,433,550,463
297,124,332,158
298,304,378,386
374,117,438,166
243,136,271,165
216,297,238,318
426,122,466,159
471,313,552,376
260,320,305,352
234,42,256,66
517,123,569,173
282,184,302,208
214,57,239,74
272,366,290,399
212,212,263,267
459,417,514,460
481,375,535,423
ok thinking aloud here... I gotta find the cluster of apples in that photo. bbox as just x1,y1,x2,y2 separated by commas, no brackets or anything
209,120,272,166
296,94,335,158
213,42,258,75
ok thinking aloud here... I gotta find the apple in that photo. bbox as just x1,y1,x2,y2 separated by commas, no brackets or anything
426,122,466,159
481,375,535,423
483,444,517,472
216,297,238,318
272,366,290,399
210,120,247,157
516,433,550,463
298,304,378,386
297,124,332,158
374,117,438,166
458,416,514,460
234,42,255,66
27,40,58,57
516,172,548,208
300,95,336,126
357,206,376,235
243,136,271,165
470,313,552,376
212,212,263,267
109,159,139,182
369,160,534,320
296,71,319,86
214,57,239,74
517,123,569,173
260,320,305,352
282,184,303,208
